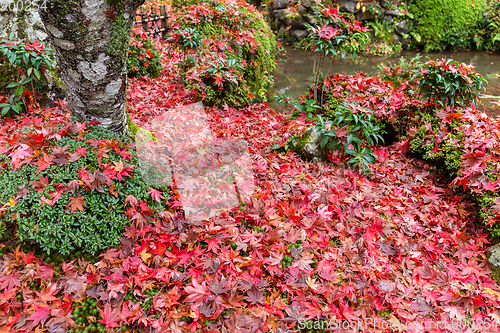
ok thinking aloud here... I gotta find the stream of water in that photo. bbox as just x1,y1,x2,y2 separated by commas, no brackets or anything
269,47,500,117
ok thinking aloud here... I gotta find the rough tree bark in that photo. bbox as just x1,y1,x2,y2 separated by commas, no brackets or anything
39,0,145,134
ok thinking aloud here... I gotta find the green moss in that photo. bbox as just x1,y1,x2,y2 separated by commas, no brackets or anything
406,110,464,176
126,113,155,141
408,0,487,51
107,14,133,65
490,264,500,284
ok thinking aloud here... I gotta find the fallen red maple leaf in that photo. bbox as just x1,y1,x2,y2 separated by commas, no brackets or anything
26,305,50,329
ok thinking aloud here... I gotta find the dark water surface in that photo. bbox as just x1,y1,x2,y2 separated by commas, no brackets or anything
269,47,500,117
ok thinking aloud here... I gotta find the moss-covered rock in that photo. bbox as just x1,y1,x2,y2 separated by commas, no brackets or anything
289,127,325,161
408,0,487,51
487,243,500,283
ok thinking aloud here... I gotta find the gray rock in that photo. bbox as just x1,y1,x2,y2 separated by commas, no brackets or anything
273,8,290,21
392,33,403,44
269,18,277,31
273,0,290,10
272,18,282,30
383,15,394,24
338,0,359,13
386,9,402,17
298,5,308,16
304,14,319,25
290,127,325,161
284,14,307,29
278,25,286,39
301,0,313,8
292,29,309,41
488,243,500,283
395,20,409,35
488,243,500,267
284,29,295,43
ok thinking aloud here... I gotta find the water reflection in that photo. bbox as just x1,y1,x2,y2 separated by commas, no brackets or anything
269,46,500,117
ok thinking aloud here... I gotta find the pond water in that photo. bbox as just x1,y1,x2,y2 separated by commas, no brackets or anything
269,46,500,117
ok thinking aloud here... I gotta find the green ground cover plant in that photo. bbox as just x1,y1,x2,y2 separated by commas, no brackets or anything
0,117,167,255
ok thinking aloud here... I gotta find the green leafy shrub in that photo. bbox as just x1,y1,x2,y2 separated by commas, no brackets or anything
314,101,385,172
127,26,163,78
301,5,370,103
0,123,167,255
378,54,424,88
484,0,500,51
0,35,55,116
407,0,487,51
166,0,277,108
414,58,487,107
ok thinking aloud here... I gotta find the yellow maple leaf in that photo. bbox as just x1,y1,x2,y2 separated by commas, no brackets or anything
484,288,500,298
140,248,152,262
112,160,125,172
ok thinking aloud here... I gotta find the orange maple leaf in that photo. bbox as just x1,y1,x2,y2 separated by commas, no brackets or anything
67,195,86,212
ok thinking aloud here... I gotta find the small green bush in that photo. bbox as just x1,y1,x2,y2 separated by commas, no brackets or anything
485,0,500,51
167,0,277,108
0,124,167,255
315,101,385,173
127,26,163,78
408,0,487,51
413,58,487,107
378,54,424,88
0,35,55,116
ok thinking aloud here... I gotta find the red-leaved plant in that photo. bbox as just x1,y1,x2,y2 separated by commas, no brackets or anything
302,5,370,104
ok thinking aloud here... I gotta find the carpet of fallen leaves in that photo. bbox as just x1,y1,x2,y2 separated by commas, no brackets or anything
2,30,500,333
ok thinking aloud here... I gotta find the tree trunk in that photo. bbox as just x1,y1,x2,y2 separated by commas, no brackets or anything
39,0,145,135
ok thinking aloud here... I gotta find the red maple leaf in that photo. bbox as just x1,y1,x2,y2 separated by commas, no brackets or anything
9,144,32,168
34,151,54,172
184,279,207,310
98,305,121,328
76,146,88,157
147,188,164,203
0,274,21,290
125,194,139,207
26,305,50,328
